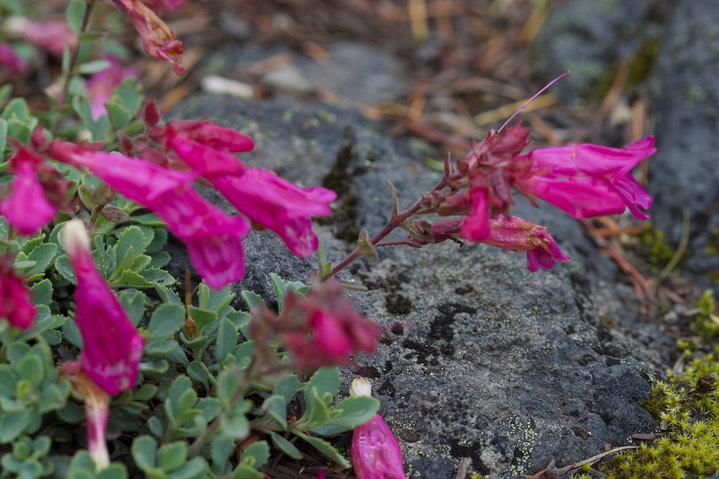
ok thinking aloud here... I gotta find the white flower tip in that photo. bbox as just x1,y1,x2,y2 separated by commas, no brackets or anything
61,219,90,255
350,377,372,397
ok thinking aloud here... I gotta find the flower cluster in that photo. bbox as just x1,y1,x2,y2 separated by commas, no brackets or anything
256,280,380,370
404,123,656,271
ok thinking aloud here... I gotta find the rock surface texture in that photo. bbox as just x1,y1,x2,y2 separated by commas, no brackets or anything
647,0,719,291
173,95,662,478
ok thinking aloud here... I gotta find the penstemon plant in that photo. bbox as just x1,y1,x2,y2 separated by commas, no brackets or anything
0,1,656,479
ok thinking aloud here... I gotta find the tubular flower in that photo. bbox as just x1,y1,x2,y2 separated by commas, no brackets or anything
111,0,185,74
0,255,36,330
474,215,570,272
518,136,656,220
350,378,407,479
166,126,334,257
210,169,336,258
59,363,111,470
0,43,26,73
48,142,250,289
61,220,144,395
86,56,136,120
0,146,57,235
279,281,379,370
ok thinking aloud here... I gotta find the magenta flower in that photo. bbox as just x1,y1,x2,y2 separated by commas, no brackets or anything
86,57,136,120
0,43,26,73
350,378,407,479
166,127,334,257
61,220,144,395
0,147,56,235
111,0,185,74
472,215,570,271
211,169,336,258
0,255,36,330
280,281,378,370
519,136,655,220
48,141,249,289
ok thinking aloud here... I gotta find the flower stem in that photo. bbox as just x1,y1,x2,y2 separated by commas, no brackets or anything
322,176,450,281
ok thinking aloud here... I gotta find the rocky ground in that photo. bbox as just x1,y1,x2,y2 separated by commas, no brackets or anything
148,1,718,477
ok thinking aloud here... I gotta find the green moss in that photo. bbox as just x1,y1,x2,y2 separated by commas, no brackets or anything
581,292,719,478
636,225,677,274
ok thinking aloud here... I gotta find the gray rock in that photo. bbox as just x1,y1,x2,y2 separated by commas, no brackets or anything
202,41,407,104
648,0,719,290
532,0,671,104
169,95,662,478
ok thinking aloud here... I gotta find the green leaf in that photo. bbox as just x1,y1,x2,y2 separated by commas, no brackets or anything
269,273,308,312
239,440,269,468
210,435,235,472
274,374,300,404
157,442,187,471
310,396,379,436
148,304,185,338
220,410,249,440
118,289,146,327
241,291,265,311
295,432,350,469
106,101,132,130
140,268,175,285
216,317,238,364
168,458,207,479
186,361,212,391
304,367,341,407
0,410,32,443
229,465,263,479
261,395,287,430
97,464,129,479
111,78,144,117
0,118,6,156
24,243,57,276
17,354,44,387
153,283,182,305
66,0,87,34
77,59,111,75
117,226,146,264
216,369,241,408
187,306,217,333
299,387,330,427
54,255,76,284
30,280,53,306
131,435,157,471
0,365,18,396
113,270,153,288
269,432,303,460
166,376,197,421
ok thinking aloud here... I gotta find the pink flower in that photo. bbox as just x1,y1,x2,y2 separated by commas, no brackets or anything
86,57,136,120
0,255,36,330
165,127,334,257
211,169,336,257
350,378,406,479
61,220,144,395
10,18,77,56
111,0,185,74
280,281,378,370
519,137,655,220
0,146,56,235
0,43,26,73
48,141,249,289
472,215,570,272
59,363,111,470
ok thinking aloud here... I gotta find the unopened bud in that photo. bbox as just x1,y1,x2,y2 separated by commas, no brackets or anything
350,377,372,397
